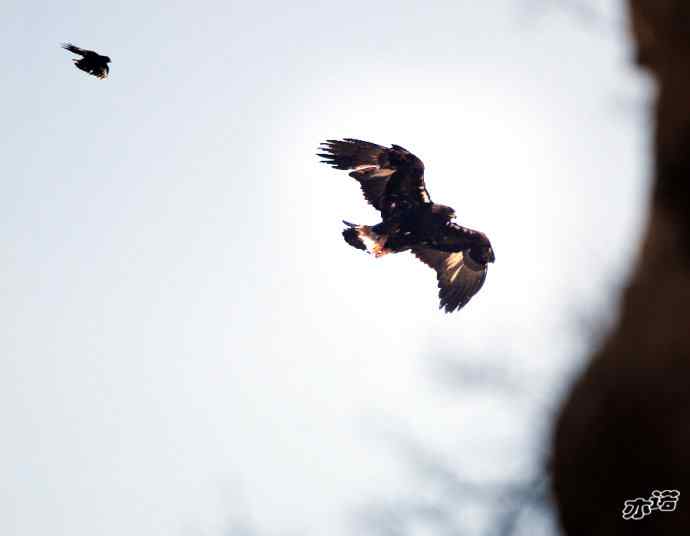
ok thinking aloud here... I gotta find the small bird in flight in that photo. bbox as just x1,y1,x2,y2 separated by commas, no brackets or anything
61,43,110,79
318,138,495,312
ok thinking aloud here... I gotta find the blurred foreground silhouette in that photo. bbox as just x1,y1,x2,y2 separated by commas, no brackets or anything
553,1,690,533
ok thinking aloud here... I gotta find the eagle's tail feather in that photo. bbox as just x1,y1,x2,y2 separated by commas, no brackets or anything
341,221,390,257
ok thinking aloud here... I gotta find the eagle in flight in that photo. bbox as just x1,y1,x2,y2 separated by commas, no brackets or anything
318,138,495,312
61,43,110,79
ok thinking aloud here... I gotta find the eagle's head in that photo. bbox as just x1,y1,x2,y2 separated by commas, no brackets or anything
470,244,495,265
103,56,111,63
431,204,456,221
469,233,495,265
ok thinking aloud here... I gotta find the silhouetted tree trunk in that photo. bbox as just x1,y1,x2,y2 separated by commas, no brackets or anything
553,1,690,533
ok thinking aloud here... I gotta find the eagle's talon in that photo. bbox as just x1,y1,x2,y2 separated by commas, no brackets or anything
372,238,390,258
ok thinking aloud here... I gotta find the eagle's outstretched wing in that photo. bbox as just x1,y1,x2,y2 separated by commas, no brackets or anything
318,138,431,213
412,247,488,313
61,43,91,56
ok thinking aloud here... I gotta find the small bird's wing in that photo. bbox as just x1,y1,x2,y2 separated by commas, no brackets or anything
318,138,430,213
61,43,91,56
411,247,488,313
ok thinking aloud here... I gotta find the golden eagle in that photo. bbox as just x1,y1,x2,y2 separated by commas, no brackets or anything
318,138,495,312
61,43,110,79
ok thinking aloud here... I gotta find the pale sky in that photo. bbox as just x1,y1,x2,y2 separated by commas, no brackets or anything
1,1,650,535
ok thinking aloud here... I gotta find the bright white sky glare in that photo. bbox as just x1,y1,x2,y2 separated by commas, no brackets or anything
1,1,650,535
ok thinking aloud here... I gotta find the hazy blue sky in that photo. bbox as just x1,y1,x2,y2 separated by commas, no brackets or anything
2,1,650,535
